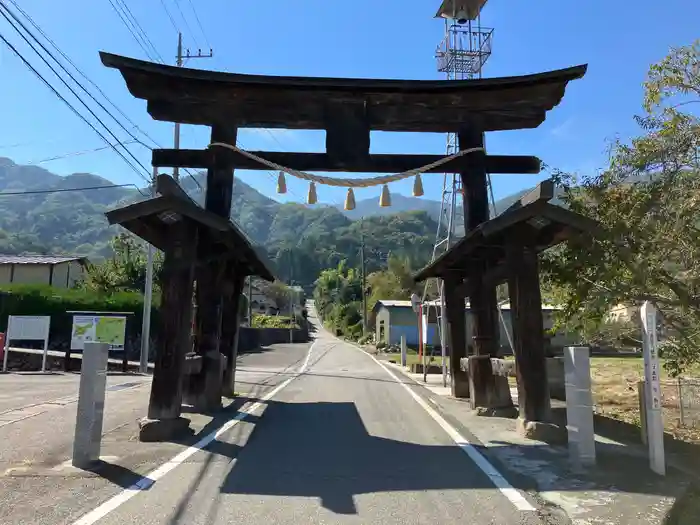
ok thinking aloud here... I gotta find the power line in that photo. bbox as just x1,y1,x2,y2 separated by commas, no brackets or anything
172,0,200,49
113,0,164,62
0,28,149,183
27,141,137,164
3,2,152,152
105,0,158,62
6,0,162,150
0,4,151,182
0,183,140,196
159,0,180,34
186,0,211,49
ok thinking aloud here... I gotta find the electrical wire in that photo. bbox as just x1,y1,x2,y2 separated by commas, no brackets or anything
0,183,140,196
106,0,159,63
186,0,211,49
2,1,197,192
172,0,200,49
113,0,163,62
26,141,136,164
0,30,149,184
1,2,152,152
7,0,163,151
159,0,180,34
0,6,151,182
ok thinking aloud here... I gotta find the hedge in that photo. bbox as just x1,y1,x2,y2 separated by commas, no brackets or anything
0,284,159,353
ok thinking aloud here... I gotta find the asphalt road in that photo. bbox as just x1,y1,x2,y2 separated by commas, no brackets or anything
73,307,541,525
0,372,149,414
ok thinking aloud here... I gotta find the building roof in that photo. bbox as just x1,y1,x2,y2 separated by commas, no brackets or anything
0,255,87,265
376,300,414,308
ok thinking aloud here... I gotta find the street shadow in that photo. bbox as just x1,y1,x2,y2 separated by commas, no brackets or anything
85,459,149,489
552,406,700,475
218,400,693,515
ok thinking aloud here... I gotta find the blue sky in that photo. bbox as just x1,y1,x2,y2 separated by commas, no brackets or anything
0,0,698,207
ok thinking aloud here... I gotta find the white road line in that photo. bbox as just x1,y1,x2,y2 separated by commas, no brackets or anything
357,347,536,512
70,340,318,525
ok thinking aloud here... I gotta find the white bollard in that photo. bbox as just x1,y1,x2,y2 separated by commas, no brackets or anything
400,335,407,368
565,346,596,469
72,342,110,469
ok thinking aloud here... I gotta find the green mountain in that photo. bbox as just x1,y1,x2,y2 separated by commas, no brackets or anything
0,158,563,288
0,159,440,288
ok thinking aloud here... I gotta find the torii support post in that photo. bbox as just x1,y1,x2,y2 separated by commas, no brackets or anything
444,274,470,398
507,233,559,440
190,124,238,412
139,221,198,441
221,270,245,396
458,129,511,411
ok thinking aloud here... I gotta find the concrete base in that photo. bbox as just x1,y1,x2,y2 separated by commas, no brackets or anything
468,355,514,411
451,370,470,398
516,417,567,444
138,416,192,442
476,405,518,418
183,351,226,413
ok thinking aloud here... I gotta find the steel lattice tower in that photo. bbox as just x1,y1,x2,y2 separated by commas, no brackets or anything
423,1,493,384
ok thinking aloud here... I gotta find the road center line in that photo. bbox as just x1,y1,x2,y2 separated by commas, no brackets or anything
356,346,536,512
70,340,318,525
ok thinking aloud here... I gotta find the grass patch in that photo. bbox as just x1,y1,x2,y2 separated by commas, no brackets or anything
385,352,447,367
591,357,700,443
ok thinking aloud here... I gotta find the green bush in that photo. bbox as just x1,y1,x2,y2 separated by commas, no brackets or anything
251,314,300,329
0,284,156,351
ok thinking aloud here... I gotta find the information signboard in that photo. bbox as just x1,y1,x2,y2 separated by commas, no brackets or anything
71,315,127,351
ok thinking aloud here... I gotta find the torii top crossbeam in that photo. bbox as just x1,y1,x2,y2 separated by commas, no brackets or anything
100,52,586,134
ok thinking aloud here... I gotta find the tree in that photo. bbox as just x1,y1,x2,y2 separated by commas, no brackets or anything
543,40,700,375
82,233,163,294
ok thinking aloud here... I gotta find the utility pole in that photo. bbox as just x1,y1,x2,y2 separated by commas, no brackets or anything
172,32,213,181
360,218,367,335
289,250,294,344
139,168,157,373
247,277,253,326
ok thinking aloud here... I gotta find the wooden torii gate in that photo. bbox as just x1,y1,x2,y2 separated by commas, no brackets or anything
414,181,602,438
100,51,587,424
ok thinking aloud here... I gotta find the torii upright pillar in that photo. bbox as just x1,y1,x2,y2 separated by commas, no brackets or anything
458,128,513,411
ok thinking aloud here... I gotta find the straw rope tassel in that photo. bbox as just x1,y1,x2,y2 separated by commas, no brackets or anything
344,188,356,210
276,171,287,194
413,173,424,197
379,184,391,207
307,181,318,204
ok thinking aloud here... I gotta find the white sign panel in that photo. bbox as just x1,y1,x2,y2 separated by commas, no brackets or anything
641,301,665,475
2,315,51,373
8,315,50,341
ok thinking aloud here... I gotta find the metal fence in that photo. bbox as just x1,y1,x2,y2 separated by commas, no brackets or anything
661,378,700,428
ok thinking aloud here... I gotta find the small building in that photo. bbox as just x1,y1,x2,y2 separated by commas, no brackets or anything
373,300,438,347
373,298,577,351
0,255,87,288
249,283,279,315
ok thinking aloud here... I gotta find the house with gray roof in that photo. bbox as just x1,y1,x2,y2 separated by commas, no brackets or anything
0,255,88,288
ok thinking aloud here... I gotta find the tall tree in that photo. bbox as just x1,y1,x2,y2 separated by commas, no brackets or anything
543,40,700,375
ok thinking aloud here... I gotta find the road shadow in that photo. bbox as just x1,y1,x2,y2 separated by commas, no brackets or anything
84,459,149,489
218,400,693,515
550,406,700,475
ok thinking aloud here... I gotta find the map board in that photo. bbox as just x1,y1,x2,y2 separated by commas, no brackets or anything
71,315,127,350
